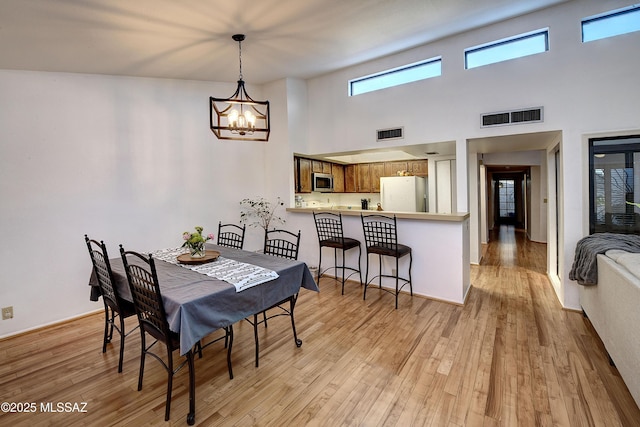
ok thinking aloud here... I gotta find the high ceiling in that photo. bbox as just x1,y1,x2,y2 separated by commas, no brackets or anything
0,0,569,84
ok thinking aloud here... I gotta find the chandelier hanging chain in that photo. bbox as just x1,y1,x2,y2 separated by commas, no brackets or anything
238,40,243,81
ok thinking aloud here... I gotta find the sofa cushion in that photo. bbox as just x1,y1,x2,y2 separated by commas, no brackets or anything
605,249,628,262
611,252,640,281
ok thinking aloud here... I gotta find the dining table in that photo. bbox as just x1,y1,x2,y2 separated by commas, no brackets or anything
89,243,318,424
89,243,319,355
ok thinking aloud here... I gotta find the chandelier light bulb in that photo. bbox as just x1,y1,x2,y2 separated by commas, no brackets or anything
245,110,256,128
228,109,239,128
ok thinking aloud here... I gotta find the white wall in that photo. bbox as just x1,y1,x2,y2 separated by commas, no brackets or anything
0,70,283,337
303,0,640,309
529,165,548,243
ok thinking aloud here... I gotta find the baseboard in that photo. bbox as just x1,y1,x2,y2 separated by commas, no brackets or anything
320,274,466,307
0,309,103,341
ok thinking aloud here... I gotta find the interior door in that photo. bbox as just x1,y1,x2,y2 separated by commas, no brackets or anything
496,178,516,225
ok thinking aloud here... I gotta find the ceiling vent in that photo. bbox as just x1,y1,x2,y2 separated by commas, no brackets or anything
377,127,404,141
481,107,543,128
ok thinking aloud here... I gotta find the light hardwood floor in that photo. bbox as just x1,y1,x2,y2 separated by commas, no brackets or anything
1,226,639,426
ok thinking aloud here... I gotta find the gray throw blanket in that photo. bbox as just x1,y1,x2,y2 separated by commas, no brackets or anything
569,233,640,285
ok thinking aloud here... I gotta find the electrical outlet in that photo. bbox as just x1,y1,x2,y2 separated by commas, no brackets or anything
2,306,13,320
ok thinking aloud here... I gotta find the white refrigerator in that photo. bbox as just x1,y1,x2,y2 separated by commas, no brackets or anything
380,176,427,212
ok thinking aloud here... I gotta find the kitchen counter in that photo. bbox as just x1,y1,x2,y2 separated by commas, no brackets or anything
286,206,471,305
286,207,469,222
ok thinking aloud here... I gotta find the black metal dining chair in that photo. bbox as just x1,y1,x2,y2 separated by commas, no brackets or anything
246,228,302,367
263,228,301,261
313,211,362,294
119,246,233,425
217,221,246,250
361,214,413,309
85,235,137,373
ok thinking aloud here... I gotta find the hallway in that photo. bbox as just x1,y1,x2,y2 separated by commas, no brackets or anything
471,225,639,426
483,225,547,271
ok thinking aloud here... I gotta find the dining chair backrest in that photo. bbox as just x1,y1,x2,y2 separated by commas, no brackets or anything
86,234,139,373
313,211,346,245
361,214,399,253
119,245,205,423
85,235,120,308
264,229,301,260
217,221,246,250
119,247,171,341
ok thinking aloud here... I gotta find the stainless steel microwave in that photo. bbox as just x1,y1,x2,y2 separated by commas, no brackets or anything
312,173,334,192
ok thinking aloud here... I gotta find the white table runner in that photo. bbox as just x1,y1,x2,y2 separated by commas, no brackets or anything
151,248,279,292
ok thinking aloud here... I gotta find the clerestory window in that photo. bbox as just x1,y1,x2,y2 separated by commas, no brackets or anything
465,29,549,69
349,57,441,96
582,5,640,43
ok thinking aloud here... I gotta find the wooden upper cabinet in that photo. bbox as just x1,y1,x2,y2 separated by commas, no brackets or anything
332,164,345,193
370,162,385,192
408,160,429,176
294,157,426,194
312,160,332,174
384,161,408,177
345,165,357,193
356,163,371,193
298,157,312,193
312,160,323,173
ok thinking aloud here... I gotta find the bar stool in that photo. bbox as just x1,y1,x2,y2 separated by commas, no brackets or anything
361,214,413,309
313,211,362,294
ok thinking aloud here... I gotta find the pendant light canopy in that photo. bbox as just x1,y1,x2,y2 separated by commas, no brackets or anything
210,34,270,141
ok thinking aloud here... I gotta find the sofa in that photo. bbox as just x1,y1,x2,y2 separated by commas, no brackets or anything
579,250,640,408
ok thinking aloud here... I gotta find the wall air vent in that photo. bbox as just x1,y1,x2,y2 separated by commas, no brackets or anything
481,107,543,128
377,127,404,141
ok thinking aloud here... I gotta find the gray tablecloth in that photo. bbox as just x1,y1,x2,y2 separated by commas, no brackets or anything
89,244,319,354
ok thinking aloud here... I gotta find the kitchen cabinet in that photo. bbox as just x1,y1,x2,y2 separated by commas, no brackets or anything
408,160,429,176
356,164,371,193
312,160,332,174
345,162,384,193
345,165,357,192
294,157,428,194
332,164,345,193
297,157,312,193
370,162,385,192
384,161,408,176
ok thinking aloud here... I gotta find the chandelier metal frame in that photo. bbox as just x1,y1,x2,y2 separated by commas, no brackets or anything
210,34,270,141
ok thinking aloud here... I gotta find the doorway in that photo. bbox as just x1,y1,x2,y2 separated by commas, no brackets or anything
492,171,526,229
497,178,516,224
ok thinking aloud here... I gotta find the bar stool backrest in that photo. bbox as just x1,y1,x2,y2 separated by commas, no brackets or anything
313,212,346,245
361,214,399,254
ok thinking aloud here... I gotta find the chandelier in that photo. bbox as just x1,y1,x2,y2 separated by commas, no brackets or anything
210,34,270,141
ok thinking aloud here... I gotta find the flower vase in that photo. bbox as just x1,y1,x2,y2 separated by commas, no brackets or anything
189,242,206,259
